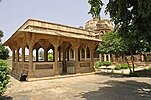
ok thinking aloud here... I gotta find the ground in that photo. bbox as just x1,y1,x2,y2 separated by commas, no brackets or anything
1,72,151,100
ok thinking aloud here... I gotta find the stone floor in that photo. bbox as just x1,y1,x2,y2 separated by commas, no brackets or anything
1,73,151,100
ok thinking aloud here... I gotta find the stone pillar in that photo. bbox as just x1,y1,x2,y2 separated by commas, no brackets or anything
90,48,94,72
12,50,15,72
104,54,107,61
74,46,80,73
99,54,102,62
44,48,48,62
22,47,25,70
36,49,38,62
54,45,59,75
27,44,34,79
16,48,19,62
16,48,19,74
108,54,111,62
85,48,87,61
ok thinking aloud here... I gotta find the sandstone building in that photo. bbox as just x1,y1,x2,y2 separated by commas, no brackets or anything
4,18,113,81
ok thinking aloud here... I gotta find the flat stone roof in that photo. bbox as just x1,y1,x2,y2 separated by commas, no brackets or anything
4,19,101,46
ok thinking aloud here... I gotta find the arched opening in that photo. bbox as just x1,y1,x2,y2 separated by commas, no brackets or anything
38,47,44,61
86,47,90,59
33,49,36,61
25,46,29,62
81,47,85,59
70,48,74,60
59,41,72,74
19,48,22,62
48,48,54,61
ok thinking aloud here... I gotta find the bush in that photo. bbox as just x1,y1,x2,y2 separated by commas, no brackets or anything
102,61,111,67
114,64,121,70
120,63,129,69
95,61,102,69
114,63,129,70
0,60,10,96
144,67,151,71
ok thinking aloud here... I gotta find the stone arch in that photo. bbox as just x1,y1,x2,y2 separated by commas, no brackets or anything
47,44,54,62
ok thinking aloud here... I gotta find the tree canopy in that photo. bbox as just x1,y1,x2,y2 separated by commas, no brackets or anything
88,0,104,19
0,30,3,38
88,0,151,74
0,43,9,60
88,0,151,46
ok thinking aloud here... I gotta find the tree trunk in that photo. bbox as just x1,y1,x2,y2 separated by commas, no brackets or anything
123,54,132,74
130,50,135,73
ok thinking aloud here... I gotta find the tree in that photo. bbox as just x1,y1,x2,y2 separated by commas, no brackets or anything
0,30,3,43
0,30,3,38
0,43,9,60
88,0,151,74
48,53,53,61
97,31,133,74
0,60,10,96
88,0,104,19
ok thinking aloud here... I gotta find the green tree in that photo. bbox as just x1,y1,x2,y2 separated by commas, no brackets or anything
0,43,9,60
88,0,151,74
48,53,53,61
0,30,3,38
0,60,10,96
97,31,134,73
88,0,104,19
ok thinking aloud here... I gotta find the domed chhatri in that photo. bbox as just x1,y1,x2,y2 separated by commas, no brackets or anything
85,18,113,32
85,18,99,31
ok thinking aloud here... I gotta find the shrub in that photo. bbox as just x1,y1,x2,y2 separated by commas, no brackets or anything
95,61,102,69
114,63,129,70
0,60,10,96
114,64,121,70
102,61,111,67
144,67,151,71
120,63,129,69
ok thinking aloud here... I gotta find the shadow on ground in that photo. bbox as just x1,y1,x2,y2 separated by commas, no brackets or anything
135,70,151,77
0,96,13,100
78,80,151,100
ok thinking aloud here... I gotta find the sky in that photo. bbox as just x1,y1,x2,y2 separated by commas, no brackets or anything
0,0,109,43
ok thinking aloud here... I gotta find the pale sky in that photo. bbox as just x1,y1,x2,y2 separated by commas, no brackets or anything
0,0,109,43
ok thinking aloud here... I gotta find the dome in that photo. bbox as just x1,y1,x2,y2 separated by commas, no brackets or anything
85,18,113,31
85,18,99,31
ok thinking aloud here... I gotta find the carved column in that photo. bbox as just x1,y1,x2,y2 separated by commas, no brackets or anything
54,45,59,75
27,44,34,78
85,48,87,61
108,54,111,62
22,47,25,70
44,48,48,62
16,48,19,62
90,48,94,72
104,54,107,61
99,54,102,61
36,49,38,62
74,46,80,73
12,50,15,72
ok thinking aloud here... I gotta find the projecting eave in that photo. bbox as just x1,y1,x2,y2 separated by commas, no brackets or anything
19,30,101,42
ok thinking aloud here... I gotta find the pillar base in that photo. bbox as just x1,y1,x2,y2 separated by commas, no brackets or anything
27,71,34,79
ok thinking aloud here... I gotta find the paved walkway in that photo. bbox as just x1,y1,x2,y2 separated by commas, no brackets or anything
1,73,151,100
